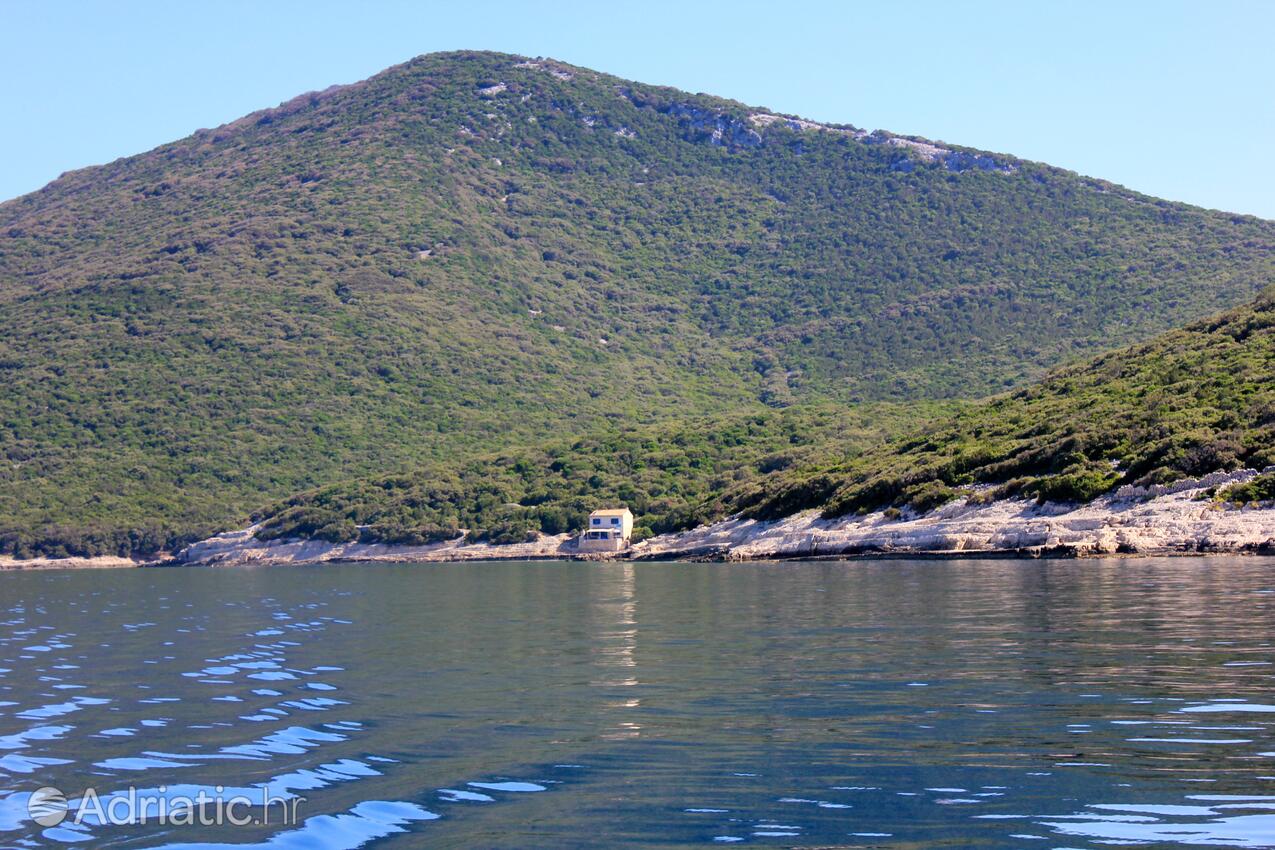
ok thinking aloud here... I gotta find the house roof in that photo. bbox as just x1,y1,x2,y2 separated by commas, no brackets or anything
589,508,632,517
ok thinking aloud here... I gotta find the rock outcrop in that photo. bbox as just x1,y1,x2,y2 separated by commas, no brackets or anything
749,113,1014,172
178,525,579,567
0,555,146,571
616,90,763,149
636,488,1275,561
1114,466,1275,501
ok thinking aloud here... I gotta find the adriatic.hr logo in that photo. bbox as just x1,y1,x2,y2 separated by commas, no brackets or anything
26,784,304,829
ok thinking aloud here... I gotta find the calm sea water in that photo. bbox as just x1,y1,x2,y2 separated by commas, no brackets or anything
2,558,1275,848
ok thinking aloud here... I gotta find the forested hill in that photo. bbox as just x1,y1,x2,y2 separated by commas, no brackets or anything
236,287,1275,551
728,287,1275,522
1,50,1272,557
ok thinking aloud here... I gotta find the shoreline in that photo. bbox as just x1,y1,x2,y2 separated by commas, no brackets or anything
159,483,1275,566
634,486,1275,563
0,555,151,571
4,484,1273,572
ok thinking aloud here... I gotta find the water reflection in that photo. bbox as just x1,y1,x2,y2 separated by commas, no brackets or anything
591,563,642,740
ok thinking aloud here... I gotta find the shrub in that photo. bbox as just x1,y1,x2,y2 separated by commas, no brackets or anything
1218,473,1275,505
965,489,995,506
903,481,958,513
990,478,1031,500
1028,464,1119,504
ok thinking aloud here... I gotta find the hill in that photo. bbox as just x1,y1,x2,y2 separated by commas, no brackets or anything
236,401,953,554
729,287,1275,522
1,50,1272,556
192,289,1275,555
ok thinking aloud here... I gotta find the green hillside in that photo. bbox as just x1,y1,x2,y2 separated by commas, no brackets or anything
243,402,950,552
201,289,1275,551
1,50,1272,556
729,288,1275,521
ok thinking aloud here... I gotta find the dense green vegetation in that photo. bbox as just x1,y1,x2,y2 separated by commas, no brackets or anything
1218,473,1275,506
728,288,1275,520
251,402,949,547
247,287,1275,544
1,50,1271,556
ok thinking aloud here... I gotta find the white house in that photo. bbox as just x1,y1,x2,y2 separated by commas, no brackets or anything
579,508,634,552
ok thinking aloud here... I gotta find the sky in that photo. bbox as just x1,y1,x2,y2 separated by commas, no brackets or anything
2,1,1272,218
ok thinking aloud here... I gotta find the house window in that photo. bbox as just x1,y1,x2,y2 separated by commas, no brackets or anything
592,518,600,525
610,517,619,525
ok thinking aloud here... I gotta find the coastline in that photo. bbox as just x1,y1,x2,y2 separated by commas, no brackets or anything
172,477,1275,566
5,484,1273,572
635,490,1275,562
0,554,150,571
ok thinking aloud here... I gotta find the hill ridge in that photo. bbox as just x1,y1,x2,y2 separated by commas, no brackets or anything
1,49,1271,558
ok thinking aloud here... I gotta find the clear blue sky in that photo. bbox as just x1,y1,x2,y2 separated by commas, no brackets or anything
3,0,1272,218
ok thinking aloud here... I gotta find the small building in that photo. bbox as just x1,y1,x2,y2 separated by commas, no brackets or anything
578,508,634,552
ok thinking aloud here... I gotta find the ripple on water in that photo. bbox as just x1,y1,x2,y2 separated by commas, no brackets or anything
15,695,109,720
1038,799,1275,847
468,781,547,792
1181,703,1275,713
438,788,495,802
87,800,439,850
0,754,71,774
93,756,197,770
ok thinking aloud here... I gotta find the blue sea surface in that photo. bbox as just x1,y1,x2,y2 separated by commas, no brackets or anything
1,558,1274,847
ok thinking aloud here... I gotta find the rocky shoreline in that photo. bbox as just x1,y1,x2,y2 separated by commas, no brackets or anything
4,483,1273,572
635,489,1275,562
169,483,1275,566
0,555,147,571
